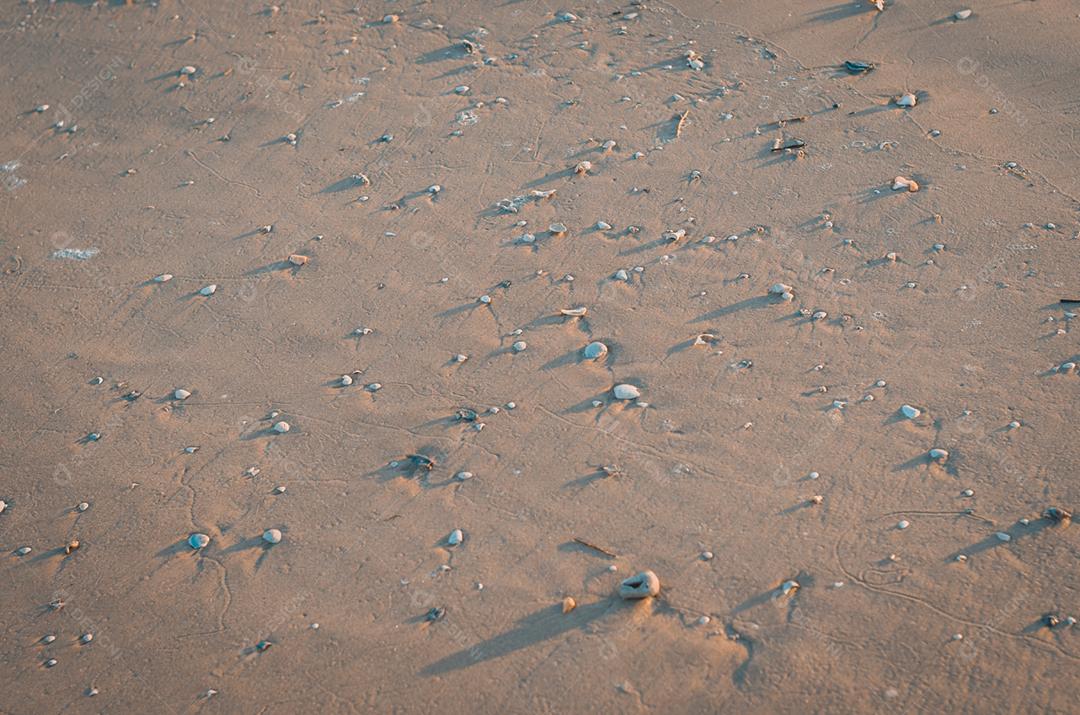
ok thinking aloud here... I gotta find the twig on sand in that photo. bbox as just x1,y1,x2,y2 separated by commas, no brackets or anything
573,537,617,558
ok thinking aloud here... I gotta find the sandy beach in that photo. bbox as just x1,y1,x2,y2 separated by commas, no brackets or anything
1,1,1078,712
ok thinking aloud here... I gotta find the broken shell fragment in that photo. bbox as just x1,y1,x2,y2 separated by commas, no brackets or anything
613,384,641,400
584,341,608,360
662,228,686,243
892,176,920,192
619,570,660,600
928,448,949,463
561,597,577,613
287,254,309,267
780,579,800,596
560,307,587,317
574,161,592,175
262,528,282,545
549,223,568,236
1044,507,1072,525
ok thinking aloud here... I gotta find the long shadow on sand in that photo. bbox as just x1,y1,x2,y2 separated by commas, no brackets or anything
420,599,629,675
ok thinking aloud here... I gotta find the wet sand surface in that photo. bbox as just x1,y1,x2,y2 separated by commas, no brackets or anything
1,1,1078,712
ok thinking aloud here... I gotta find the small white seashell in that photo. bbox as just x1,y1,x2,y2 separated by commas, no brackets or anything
45,658,58,668
928,448,949,462
0,500,6,514
769,283,793,296
274,486,286,494
812,311,828,321
447,529,464,546
954,9,972,20
596,221,612,230
701,551,714,561
188,533,210,549
455,471,474,481
1059,361,1076,373
453,85,470,95
174,388,191,400
560,307,588,317
961,489,974,497
613,384,641,400
76,502,89,512
271,421,291,434
896,93,917,108
613,269,630,281
478,294,492,305
154,274,173,283
898,520,910,530
16,546,31,556
80,633,93,644
995,532,1011,542
179,65,197,76
366,383,382,392
43,635,56,644
35,104,49,112
340,375,353,386
262,528,282,544
584,342,608,360
549,223,568,235
512,340,527,353
198,284,217,296
287,254,309,267
900,404,920,419
574,161,592,175
780,580,800,596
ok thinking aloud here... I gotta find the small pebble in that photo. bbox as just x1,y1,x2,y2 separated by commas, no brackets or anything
619,570,660,600
584,342,608,360
561,597,577,614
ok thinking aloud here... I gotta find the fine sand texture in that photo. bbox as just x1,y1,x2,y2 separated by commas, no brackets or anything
1,1,1078,713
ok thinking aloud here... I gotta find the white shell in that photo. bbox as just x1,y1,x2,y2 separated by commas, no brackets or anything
613,384,641,400
995,531,1011,542
80,633,93,644
455,471,474,481
619,570,660,599
188,533,210,549
16,546,31,556
896,93,917,107
900,404,920,419
769,282,793,295
928,448,949,462
447,529,464,546
77,502,89,512
262,528,282,544
0,500,6,514
340,375,353,386
596,221,612,230
584,342,608,360
614,269,630,281
174,388,191,400
954,9,972,20
271,421,291,434
199,284,217,296
898,520,910,530
154,274,173,283
512,341,527,353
